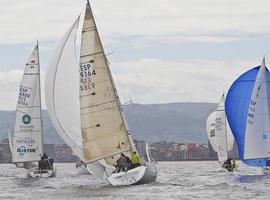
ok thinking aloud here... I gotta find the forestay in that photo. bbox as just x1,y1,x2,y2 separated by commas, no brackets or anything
12,45,43,163
79,3,133,165
244,59,270,160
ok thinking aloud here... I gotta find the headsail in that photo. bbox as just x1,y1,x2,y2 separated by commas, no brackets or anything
12,44,43,163
244,59,270,160
45,17,84,159
225,60,270,167
79,2,133,164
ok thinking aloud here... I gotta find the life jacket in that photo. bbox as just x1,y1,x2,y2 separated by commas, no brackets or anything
131,153,140,165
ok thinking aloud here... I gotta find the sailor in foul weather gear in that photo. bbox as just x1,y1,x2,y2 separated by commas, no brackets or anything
131,151,141,168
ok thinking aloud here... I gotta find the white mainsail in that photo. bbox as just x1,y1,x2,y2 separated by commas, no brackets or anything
215,94,229,162
12,44,43,163
206,111,217,152
79,2,133,165
244,59,270,160
206,94,235,161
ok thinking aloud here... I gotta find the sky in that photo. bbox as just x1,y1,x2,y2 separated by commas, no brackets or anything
1,0,270,110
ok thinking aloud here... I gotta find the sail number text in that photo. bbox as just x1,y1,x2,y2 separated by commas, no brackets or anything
80,63,97,91
247,100,256,125
80,63,96,78
18,87,31,106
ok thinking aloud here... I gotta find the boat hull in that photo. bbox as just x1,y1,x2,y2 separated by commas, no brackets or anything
108,163,157,186
77,166,92,175
27,168,56,178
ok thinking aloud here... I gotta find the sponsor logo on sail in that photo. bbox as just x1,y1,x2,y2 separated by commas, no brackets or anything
22,115,31,125
16,137,35,147
17,146,36,156
262,133,267,140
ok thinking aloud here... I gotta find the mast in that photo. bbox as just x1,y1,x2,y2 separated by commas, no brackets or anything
37,41,44,154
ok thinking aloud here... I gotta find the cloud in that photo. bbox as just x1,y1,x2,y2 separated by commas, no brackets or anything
0,58,263,110
1,0,270,44
0,69,45,110
0,70,23,84
110,58,259,104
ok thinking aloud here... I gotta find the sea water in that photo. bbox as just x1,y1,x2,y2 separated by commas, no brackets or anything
0,161,269,200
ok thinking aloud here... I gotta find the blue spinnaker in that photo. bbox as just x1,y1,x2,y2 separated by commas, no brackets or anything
225,66,270,167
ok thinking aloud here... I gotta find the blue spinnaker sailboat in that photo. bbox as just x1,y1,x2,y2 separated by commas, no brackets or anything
225,59,270,167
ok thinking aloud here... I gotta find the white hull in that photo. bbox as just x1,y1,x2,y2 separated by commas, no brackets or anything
77,166,92,175
108,163,157,186
27,168,56,178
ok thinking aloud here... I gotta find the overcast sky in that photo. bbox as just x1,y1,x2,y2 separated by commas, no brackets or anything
1,0,270,110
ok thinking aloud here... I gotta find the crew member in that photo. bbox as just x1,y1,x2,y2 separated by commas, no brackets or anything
131,151,141,168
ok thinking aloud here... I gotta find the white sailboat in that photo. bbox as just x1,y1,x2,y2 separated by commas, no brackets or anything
45,1,157,186
206,94,235,171
9,43,55,178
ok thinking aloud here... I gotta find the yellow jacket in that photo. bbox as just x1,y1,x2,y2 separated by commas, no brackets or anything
131,152,140,164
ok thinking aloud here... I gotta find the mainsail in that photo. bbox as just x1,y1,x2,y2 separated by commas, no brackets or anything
79,2,133,164
215,94,229,162
225,60,270,167
206,94,234,162
244,59,270,160
12,44,43,163
206,111,217,151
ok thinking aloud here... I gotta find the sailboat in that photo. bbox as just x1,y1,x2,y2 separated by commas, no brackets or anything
45,1,157,186
206,94,235,171
225,58,270,169
9,43,55,178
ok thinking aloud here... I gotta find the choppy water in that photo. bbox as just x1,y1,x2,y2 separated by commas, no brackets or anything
0,161,270,200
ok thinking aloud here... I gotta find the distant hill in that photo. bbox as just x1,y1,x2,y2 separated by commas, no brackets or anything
0,102,216,144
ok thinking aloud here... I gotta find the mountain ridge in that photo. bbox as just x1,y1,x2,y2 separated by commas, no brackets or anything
0,102,217,144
